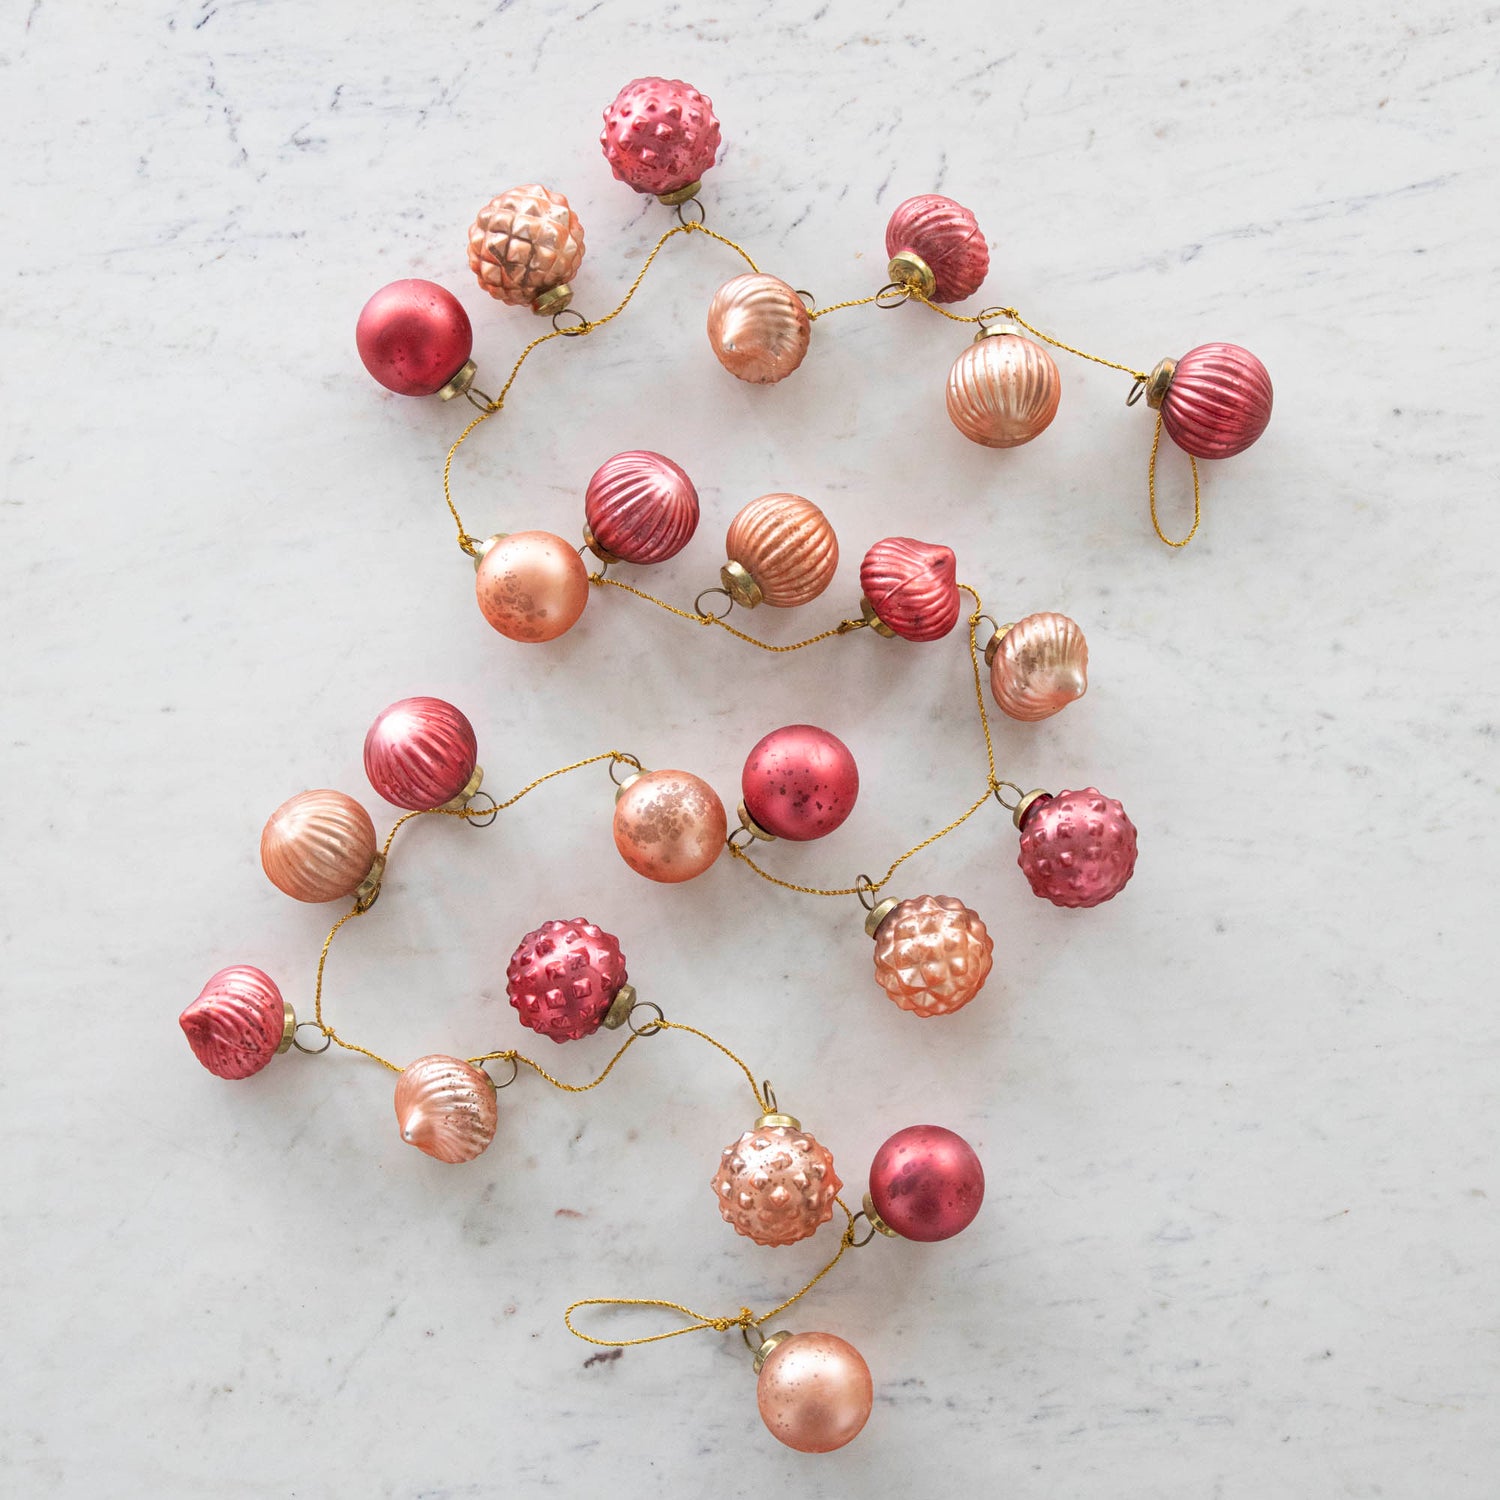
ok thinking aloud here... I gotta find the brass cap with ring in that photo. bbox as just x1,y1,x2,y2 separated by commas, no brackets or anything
981,622,1014,667
1010,788,1051,831
861,1190,900,1239
751,1329,795,1374
472,534,507,570
441,764,486,810
354,853,387,912
735,801,777,844
720,560,764,609
755,1109,801,1131
276,1001,297,1055
863,896,899,938
531,283,573,317
858,595,897,639
582,523,619,565
600,982,639,1031
1143,357,1177,409
613,770,644,804
886,250,936,300
974,319,1023,343
436,359,478,402
657,179,702,207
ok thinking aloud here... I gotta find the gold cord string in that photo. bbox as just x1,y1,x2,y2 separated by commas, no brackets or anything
1148,413,1202,547
469,1030,648,1090
958,584,998,787
806,292,885,321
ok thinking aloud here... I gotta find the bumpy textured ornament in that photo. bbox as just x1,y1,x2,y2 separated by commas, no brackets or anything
987,613,1088,722
1017,788,1138,908
722,493,838,608
600,76,721,200
756,1332,873,1453
584,451,700,565
394,1055,497,1164
858,536,961,642
1153,342,1273,459
260,789,378,904
179,966,292,1080
356,280,474,398
475,531,590,643
884,194,989,303
741,724,859,842
706,273,810,384
363,696,479,810
869,895,993,1017
613,769,726,883
712,1119,842,1247
947,330,1061,448
506,918,628,1044
867,1124,985,1241
467,184,586,313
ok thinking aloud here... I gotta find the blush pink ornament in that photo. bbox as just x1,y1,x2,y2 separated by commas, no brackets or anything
394,1055,498,1164
180,965,294,1080
712,1114,842,1247
947,328,1061,447
706,273,810,384
739,724,858,842
600,76,721,202
583,450,700,565
722,493,838,608
867,1124,985,1242
1147,342,1273,459
467,184,586,315
1015,787,1138,908
474,531,590,643
613,768,726,883
986,612,1088,722
363,696,481,810
260,789,379,905
506,917,629,1044
755,1331,873,1453
356,280,476,399
858,536,961,642
867,894,993,1018
885,193,990,303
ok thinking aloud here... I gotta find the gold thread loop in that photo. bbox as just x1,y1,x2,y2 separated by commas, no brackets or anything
1148,413,1202,547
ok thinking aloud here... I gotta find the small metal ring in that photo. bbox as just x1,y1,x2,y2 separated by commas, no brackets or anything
1125,376,1148,407
974,304,1011,330
991,780,1024,811
727,825,757,851
674,198,706,227
464,386,499,413
793,288,816,310
854,873,878,912
292,1022,332,1055
739,1323,761,1353
480,1055,519,1089
551,309,589,335
845,1212,878,1249
874,282,911,310
693,586,733,621
627,1000,666,1036
608,754,643,787
463,791,499,828
762,1081,779,1113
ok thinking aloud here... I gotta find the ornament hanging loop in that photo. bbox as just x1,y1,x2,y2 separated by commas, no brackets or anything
854,873,880,911
844,1210,878,1249
463,791,499,828
607,753,643,787
291,1022,333,1056
627,1000,666,1036
874,282,911,310
693,586,734,621
551,308,589,335
479,1054,520,1089
674,197,706,228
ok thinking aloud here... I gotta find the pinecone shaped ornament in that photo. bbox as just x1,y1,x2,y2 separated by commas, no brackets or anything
467,184,586,314
712,1114,842,1247
868,894,994,1017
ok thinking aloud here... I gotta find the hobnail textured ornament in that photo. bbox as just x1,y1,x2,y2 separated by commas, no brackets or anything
467,185,585,311
179,966,291,1080
884,194,989,303
859,536,961,642
988,612,1088,722
706,273,810,384
1017,788,1138,908
946,332,1061,448
600,77,721,199
260,789,378,904
506,918,628,1044
394,1056,497,1164
870,895,993,1017
1155,342,1273,459
712,1120,842,1247
723,493,838,608
584,451,700,565
363,697,479,810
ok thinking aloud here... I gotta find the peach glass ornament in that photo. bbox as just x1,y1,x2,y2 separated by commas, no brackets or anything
180,965,292,1080
475,531,590,643
722,493,838,608
869,894,994,1017
706,273,810,384
393,1055,498,1164
467,184,585,314
946,329,1061,447
756,1332,873,1453
260,789,377,904
712,1119,842,1247
612,769,726,883
987,612,1089,722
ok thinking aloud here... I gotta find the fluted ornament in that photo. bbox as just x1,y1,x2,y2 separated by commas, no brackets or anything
394,1056,498,1164
988,612,1088,722
712,1120,842,1247
363,696,479,810
260,789,377,904
1155,342,1273,459
179,966,291,1080
584,451,700,564
884,194,989,303
467,184,585,313
870,895,994,1017
600,77,721,199
946,331,1061,448
706,273,810,384
1017,788,1138,908
506,917,628,1044
723,493,838,609
859,536,961,642
613,769,727,883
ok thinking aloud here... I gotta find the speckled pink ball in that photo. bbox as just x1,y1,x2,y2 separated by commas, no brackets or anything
741,724,859,842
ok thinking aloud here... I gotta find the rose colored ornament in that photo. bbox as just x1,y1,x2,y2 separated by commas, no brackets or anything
583,451,700,565
355,279,475,399
858,536,961,642
506,918,629,1044
1016,787,1138,909
393,1055,498,1164
467,184,585,315
755,1331,873,1453
867,1124,984,1242
867,894,993,1018
600,77,721,201
706,273,810,384
363,696,480,811
946,328,1061,448
712,1114,842,1247
722,493,838,609
986,612,1088,722
179,966,293,1080
260,789,378,905
1148,342,1273,459
474,531,590,643
740,724,858,842
612,768,726,883
884,193,990,303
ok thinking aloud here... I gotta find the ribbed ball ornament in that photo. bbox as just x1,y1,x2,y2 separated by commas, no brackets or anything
393,1056,498,1164
1158,342,1273,459
467,184,585,310
363,697,478,810
584,451,700,564
723,493,838,608
506,918,628,1044
179,966,290,1080
946,332,1061,448
884,194,989,303
712,1121,842,1247
260,789,377,904
988,613,1089,722
355,280,473,397
859,536,961,642
706,273,810,384
600,76,721,198
1017,788,1138,908
871,895,994,1018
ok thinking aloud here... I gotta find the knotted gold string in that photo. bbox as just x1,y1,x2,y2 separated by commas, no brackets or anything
1148,413,1202,547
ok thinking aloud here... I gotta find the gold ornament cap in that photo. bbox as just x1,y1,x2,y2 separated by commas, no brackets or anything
600,982,639,1030
752,1329,796,1374
354,853,386,912
657,179,702,206
859,595,898,639
861,1190,900,1239
864,897,899,938
531,282,573,316
735,801,777,843
886,250,936,300
1144,357,1177,409
982,622,1014,667
1010,788,1052,830
720,560,764,608
275,1000,297,1055
436,359,478,402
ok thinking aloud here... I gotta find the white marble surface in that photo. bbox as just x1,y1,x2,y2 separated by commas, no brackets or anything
3,2,1497,1495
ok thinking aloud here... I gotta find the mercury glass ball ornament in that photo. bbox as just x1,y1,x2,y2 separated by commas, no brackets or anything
474,531,590,643
363,696,480,810
260,789,378,904
612,769,727,883
946,329,1061,448
721,493,839,609
583,450,700,565
756,1332,873,1453
1152,342,1274,459
867,1124,985,1241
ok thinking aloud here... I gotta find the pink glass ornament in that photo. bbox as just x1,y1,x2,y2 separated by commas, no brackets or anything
180,965,291,1080
859,536,961,642
600,77,721,198
756,1332,873,1453
363,696,479,810
947,332,1061,447
467,185,585,311
355,280,473,397
260,789,377,904
868,1124,984,1242
394,1055,498,1164
706,273,810,384
506,918,628,1044
870,895,993,1018
712,1121,842,1247
723,493,838,608
613,768,726,883
741,724,858,842
885,194,989,303
475,531,590,643
584,451,700,565
988,613,1088,722
1158,342,1273,459
1017,788,1138,908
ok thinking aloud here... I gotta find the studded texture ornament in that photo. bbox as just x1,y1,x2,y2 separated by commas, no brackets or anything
859,536,961,642
988,612,1089,722
884,194,989,303
394,1055,498,1164
467,184,585,309
600,77,721,198
724,493,838,608
363,696,479,810
506,918,628,1044
871,895,994,1017
260,789,377,904
179,966,289,1080
1159,342,1273,459
712,1122,842,1247
1017,788,1138,908
584,450,700,564
946,332,1061,448
706,273,810,384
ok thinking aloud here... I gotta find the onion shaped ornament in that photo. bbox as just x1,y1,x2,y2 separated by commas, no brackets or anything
467,184,585,315
583,451,700,565
722,493,838,609
393,1056,498,1164
506,917,629,1044
1148,342,1273,459
600,76,721,201
179,966,293,1080
706,273,810,384
363,697,480,810
260,789,379,905
946,328,1061,448
884,193,989,303
712,1114,842,1247
867,894,994,1018
1015,788,1138,909
986,613,1089,722
858,536,961,642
